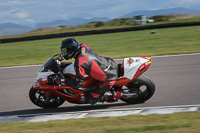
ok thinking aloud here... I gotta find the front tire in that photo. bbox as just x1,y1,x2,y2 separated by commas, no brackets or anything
120,74,155,104
29,87,65,109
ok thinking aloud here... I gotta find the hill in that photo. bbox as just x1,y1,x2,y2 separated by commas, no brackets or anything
121,7,200,18
0,22,32,36
35,17,110,28
1,14,200,38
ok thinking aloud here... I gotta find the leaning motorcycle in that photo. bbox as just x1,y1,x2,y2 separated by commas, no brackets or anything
29,54,155,108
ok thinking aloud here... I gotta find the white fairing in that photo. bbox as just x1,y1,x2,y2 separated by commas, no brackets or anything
63,63,89,77
123,57,150,79
36,65,55,80
37,71,54,80
63,63,76,75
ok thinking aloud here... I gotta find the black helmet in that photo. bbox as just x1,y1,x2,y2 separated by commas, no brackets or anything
60,38,80,60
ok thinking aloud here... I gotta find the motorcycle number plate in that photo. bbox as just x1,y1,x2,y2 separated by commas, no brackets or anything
42,77,47,81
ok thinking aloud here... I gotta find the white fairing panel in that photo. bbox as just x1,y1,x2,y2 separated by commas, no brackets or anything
63,63,76,75
63,63,89,77
37,71,54,80
123,57,149,79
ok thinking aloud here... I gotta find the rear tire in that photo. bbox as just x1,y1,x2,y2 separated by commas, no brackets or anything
120,74,155,104
29,87,65,109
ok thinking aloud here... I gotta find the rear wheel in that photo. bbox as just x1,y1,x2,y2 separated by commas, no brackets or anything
29,87,65,109
120,75,155,104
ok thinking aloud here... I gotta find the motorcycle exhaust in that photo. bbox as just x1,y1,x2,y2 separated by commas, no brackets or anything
121,92,138,99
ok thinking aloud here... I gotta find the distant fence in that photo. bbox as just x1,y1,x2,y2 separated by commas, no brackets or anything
0,21,200,44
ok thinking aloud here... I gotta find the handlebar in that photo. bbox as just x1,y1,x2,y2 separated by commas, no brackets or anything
52,54,65,79
52,54,64,62
57,71,65,79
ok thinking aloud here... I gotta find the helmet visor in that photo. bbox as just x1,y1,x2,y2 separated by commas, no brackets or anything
61,47,77,60
61,47,67,57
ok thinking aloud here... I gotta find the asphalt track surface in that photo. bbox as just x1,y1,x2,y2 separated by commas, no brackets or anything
0,54,200,116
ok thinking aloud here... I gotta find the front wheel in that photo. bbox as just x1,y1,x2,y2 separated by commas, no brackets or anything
29,87,65,109
120,74,155,104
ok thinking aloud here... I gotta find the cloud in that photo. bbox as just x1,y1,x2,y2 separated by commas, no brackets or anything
25,19,35,23
181,0,200,3
177,0,200,6
14,11,29,19
0,0,200,27
0,0,25,7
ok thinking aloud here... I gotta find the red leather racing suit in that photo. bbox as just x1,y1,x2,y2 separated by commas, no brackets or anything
66,43,118,99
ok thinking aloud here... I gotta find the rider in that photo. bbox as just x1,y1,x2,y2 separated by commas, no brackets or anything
58,37,122,104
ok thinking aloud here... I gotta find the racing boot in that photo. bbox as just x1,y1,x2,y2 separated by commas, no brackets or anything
85,92,101,105
103,90,123,103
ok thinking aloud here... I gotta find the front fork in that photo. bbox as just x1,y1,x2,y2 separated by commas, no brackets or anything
33,81,53,102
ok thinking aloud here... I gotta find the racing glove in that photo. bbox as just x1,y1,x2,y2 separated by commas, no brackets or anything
53,76,66,86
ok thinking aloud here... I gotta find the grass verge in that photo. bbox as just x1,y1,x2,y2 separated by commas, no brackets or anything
0,26,200,67
0,112,199,133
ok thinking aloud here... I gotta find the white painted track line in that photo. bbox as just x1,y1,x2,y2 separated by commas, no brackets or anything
0,104,199,122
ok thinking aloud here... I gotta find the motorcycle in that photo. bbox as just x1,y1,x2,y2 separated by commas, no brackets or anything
29,54,155,108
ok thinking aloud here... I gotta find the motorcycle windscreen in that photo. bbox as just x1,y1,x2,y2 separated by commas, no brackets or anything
39,58,59,73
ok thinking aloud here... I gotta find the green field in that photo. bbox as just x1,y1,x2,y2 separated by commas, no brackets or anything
0,112,200,133
0,25,200,67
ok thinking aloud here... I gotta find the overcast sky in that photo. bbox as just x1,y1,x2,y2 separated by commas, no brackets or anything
0,0,200,27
